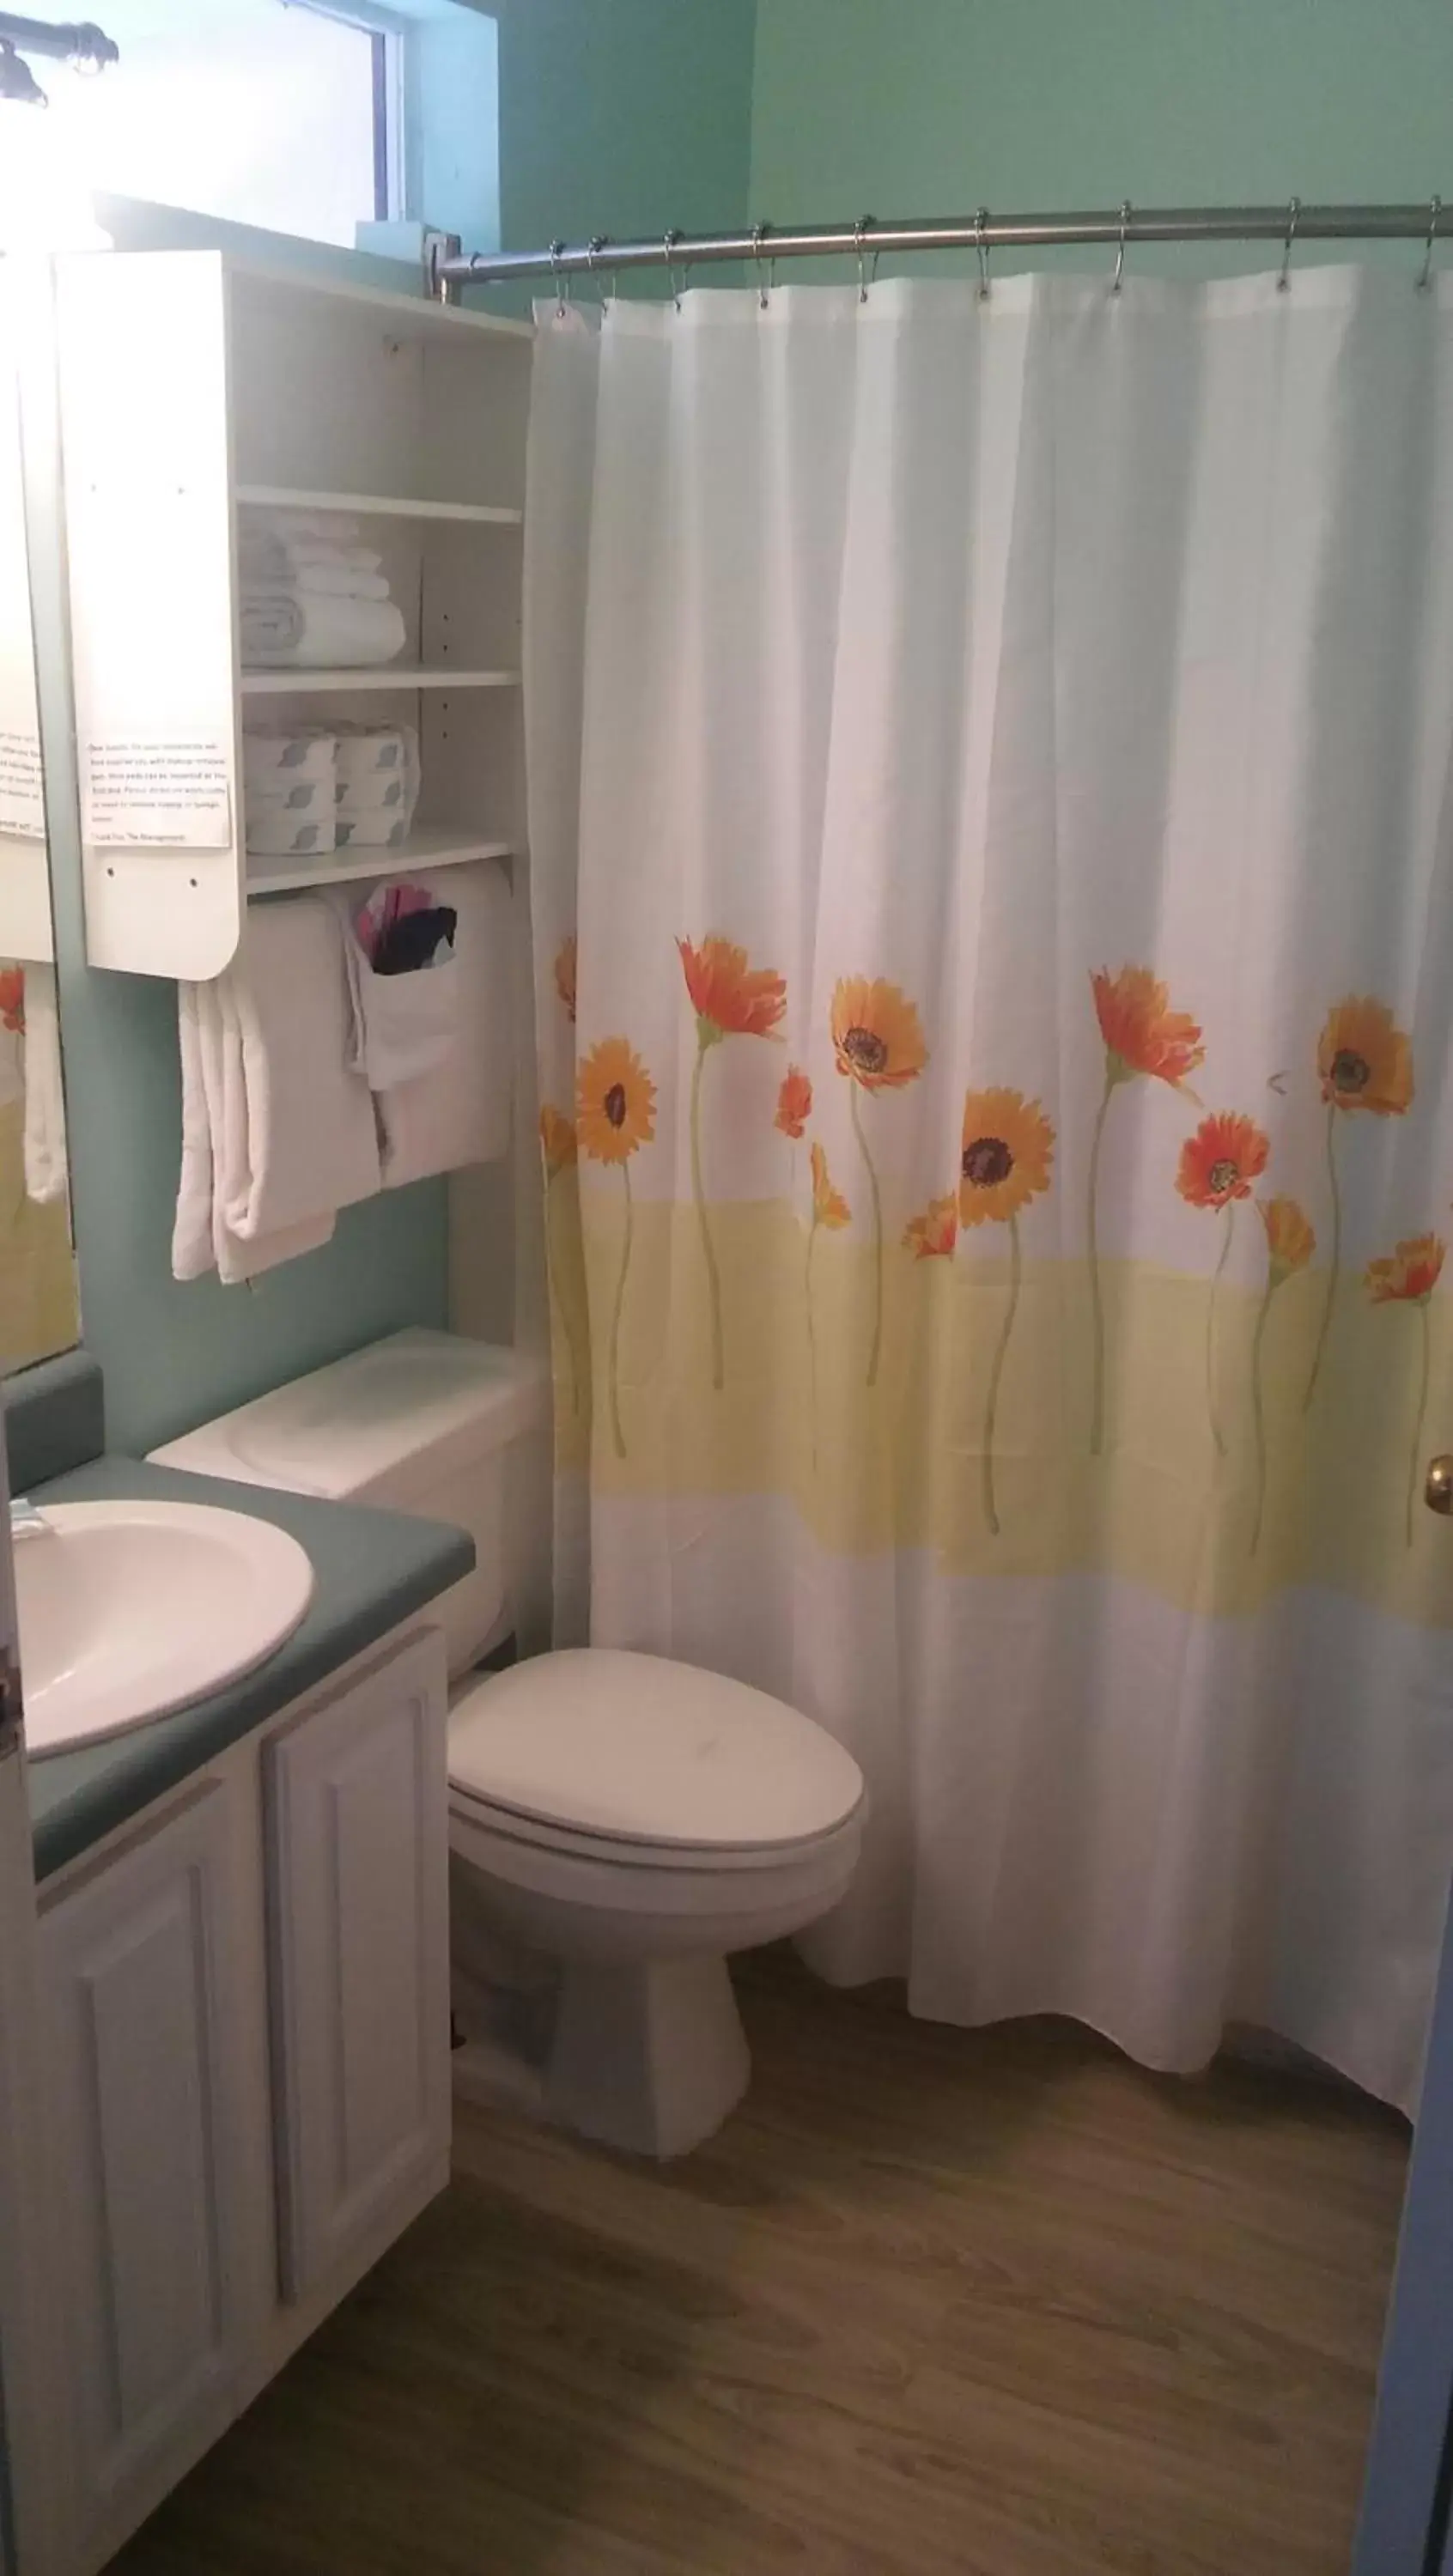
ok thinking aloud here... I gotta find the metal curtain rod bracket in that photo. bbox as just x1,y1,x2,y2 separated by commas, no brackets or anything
431,201,1450,301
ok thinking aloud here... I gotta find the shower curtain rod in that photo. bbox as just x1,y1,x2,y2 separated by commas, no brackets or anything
430,199,1445,299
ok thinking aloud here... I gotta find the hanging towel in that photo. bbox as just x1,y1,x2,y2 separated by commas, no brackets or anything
240,592,407,670
172,898,380,1283
21,964,67,1206
374,861,513,1187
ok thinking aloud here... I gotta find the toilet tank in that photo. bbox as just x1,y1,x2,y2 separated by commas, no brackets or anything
149,1331,548,1674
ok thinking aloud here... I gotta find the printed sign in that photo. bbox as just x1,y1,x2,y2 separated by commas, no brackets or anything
82,735,232,848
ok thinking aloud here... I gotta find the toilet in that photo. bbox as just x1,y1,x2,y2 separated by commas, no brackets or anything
151,1330,866,2158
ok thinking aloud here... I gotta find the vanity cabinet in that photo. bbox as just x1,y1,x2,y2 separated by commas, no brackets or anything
34,1623,451,2576
265,1635,448,2300
36,1771,271,2554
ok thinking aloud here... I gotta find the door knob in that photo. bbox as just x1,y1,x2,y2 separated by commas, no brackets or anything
1426,1456,1453,1516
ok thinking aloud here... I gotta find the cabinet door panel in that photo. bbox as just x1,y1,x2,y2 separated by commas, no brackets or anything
266,1632,449,2300
39,1777,258,2530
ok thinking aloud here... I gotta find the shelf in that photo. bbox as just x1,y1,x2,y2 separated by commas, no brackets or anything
246,827,511,898
240,666,520,695
236,485,522,526
226,256,533,344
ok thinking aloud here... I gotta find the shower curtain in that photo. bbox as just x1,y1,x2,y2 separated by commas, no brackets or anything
523,266,1453,2111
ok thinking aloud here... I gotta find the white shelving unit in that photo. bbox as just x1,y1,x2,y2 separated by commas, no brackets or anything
240,668,520,695
246,825,511,899
53,250,532,978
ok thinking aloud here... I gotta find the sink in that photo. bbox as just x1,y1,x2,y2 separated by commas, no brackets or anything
16,1499,315,1758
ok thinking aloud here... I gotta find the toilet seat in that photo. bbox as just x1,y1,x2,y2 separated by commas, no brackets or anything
447,1647,865,1868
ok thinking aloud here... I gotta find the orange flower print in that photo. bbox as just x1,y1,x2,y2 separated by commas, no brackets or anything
775,1064,812,1140
678,935,787,1041
539,1103,577,1177
1086,963,1204,1456
1176,1112,1269,1212
0,966,24,1037
539,1108,584,1417
830,976,927,1387
806,1142,850,1471
958,1089,1055,1534
1176,1112,1270,1459
830,977,928,1092
1259,1194,1315,1282
810,1140,850,1232
1317,997,1414,1118
1306,996,1415,1413
1091,966,1206,1092
1366,1234,1445,1304
679,933,787,1391
1365,1233,1444,1546
959,1090,1055,1230
577,1037,655,1461
1250,1198,1316,1554
553,935,577,1024
903,1195,958,1259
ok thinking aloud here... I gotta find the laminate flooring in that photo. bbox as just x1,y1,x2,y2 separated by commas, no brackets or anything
109,1953,1409,2576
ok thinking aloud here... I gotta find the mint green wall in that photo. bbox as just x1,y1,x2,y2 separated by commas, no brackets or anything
492,0,755,259
751,0,1453,268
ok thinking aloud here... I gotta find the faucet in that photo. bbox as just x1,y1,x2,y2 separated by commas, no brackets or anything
9,1498,52,1543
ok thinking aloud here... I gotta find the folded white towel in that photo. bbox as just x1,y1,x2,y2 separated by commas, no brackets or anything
172,899,381,1284
240,592,407,670
21,964,67,1206
259,511,365,543
241,560,391,602
374,862,513,1187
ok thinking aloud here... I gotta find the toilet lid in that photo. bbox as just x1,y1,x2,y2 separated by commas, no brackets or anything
447,1649,865,1852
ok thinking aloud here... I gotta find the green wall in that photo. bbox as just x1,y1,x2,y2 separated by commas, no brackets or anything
53,1,756,1458
751,0,1453,270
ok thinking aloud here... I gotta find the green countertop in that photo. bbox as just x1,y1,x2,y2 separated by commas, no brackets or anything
27,1454,474,1882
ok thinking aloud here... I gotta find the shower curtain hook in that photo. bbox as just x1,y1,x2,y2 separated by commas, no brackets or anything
587,234,609,307
1112,200,1131,295
855,215,877,304
549,238,570,321
751,221,773,309
1418,195,1443,292
664,228,685,312
975,206,992,301
1277,195,1301,294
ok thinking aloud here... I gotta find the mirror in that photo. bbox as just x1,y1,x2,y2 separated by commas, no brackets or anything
0,270,80,1374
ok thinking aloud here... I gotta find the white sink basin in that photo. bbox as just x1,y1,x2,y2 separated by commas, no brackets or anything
17,1499,315,1758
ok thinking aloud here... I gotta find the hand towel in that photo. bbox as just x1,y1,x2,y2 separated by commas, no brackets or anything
244,562,391,602
240,592,407,670
326,881,460,1087
21,964,67,1206
374,861,513,1186
172,899,380,1283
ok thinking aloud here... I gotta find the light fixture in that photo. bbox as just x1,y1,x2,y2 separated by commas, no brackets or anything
0,15,117,106
0,39,46,104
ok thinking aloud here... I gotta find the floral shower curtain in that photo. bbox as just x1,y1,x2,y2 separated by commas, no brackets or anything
524,267,1453,2111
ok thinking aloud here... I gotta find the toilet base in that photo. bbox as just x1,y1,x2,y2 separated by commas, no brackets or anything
545,1952,751,2159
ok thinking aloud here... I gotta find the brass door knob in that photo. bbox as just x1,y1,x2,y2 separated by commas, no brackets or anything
1426,1456,1453,1516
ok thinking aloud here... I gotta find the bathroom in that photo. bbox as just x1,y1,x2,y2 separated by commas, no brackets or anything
0,0,1450,2567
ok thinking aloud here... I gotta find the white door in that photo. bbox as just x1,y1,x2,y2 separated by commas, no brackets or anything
36,1765,269,2561
264,1631,450,2301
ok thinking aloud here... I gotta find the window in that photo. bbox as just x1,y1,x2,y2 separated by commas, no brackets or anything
38,0,402,249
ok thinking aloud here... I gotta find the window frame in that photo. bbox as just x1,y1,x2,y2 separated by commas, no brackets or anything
283,0,409,224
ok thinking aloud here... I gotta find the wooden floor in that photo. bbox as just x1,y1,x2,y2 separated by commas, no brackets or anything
111,1954,1409,2576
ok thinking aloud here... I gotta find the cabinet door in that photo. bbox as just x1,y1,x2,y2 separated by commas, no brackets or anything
265,1631,450,2301
38,1773,265,2546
